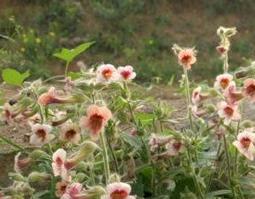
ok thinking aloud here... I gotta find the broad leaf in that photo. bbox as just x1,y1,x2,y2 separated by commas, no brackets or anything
53,41,95,63
2,68,30,86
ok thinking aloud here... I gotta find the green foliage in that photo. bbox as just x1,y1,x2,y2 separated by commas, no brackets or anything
2,68,30,86
54,42,95,63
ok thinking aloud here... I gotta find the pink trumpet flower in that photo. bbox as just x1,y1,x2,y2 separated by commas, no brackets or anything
117,65,136,81
61,183,86,199
38,87,74,106
243,78,255,102
233,129,255,160
102,182,136,199
80,105,112,140
217,101,241,125
224,82,243,105
214,73,233,90
14,152,32,173
165,139,185,156
59,121,81,144
96,64,119,83
29,123,54,147
177,48,197,70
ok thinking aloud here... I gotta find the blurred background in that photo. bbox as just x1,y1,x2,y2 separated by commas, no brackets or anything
0,0,255,83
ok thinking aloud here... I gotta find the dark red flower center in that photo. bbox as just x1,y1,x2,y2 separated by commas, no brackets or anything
89,114,104,134
36,129,47,141
110,190,129,199
65,129,76,140
246,84,255,96
240,137,251,148
102,69,113,80
224,106,234,116
181,54,192,64
220,78,230,89
217,46,226,54
173,142,182,151
56,157,63,166
121,70,131,80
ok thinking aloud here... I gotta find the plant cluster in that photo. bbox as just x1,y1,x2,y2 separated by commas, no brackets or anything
2,26,255,199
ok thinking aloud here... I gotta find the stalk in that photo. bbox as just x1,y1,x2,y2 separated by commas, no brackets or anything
183,69,194,130
223,135,236,199
100,130,110,183
64,61,70,77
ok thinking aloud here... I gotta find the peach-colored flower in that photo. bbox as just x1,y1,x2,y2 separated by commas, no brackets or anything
56,181,68,197
233,129,255,160
59,121,81,144
96,64,119,83
14,152,31,173
117,65,136,81
217,101,241,125
177,48,197,70
243,78,255,102
165,139,185,156
224,82,243,105
148,133,172,152
80,105,112,140
102,182,135,199
214,73,233,90
61,183,85,199
38,87,73,106
30,123,54,146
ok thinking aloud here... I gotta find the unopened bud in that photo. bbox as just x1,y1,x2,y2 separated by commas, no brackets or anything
29,149,49,160
28,172,51,183
85,186,106,199
109,173,121,183
241,120,254,128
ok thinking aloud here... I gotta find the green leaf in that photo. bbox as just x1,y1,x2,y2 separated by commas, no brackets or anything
53,41,95,63
135,112,155,125
2,68,30,86
68,71,82,80
120,132,142,150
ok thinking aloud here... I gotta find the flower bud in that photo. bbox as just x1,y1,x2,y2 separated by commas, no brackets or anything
208,88,219,97
109,173,121,183
241,120,254,128
29,149,49,160
205,104,216,113
28,172,51,183
85,186,106,199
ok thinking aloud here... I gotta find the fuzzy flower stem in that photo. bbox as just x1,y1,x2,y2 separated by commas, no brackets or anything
223,52,229,73
65,61,70,77
106,134,119,173
234,121,240,174
187,147,204,199
223,134,236,199
100,130,110,183
184,69,194,130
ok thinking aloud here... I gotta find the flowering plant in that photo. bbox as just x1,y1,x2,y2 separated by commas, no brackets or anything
1,27,255,199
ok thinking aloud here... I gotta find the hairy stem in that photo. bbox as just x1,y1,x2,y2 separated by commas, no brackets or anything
100,130,110,183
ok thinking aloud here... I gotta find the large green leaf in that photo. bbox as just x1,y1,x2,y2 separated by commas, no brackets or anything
53,41,95,63
2,68,30,86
